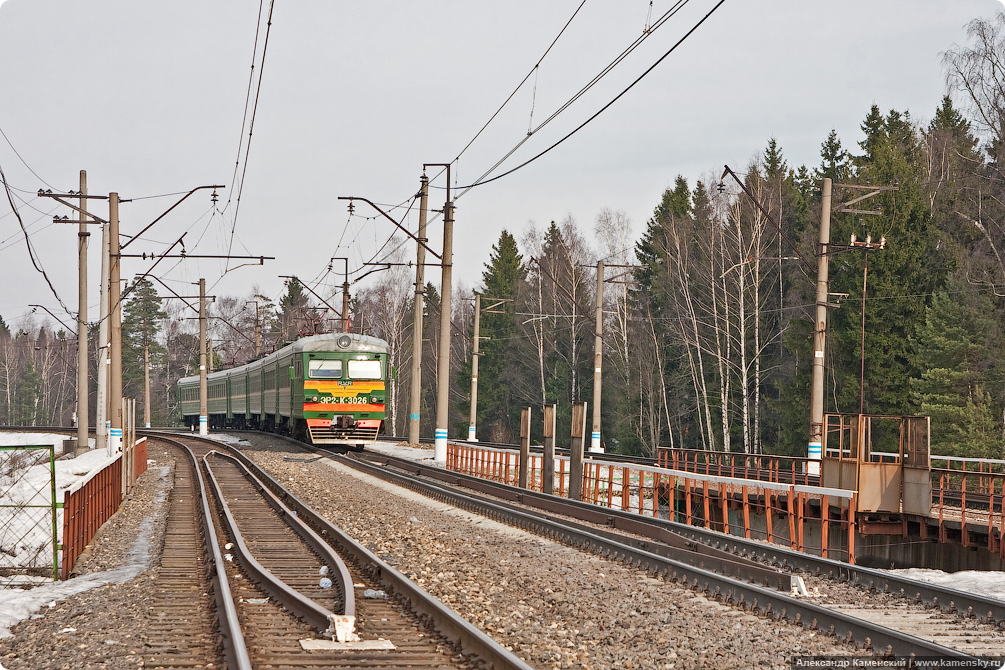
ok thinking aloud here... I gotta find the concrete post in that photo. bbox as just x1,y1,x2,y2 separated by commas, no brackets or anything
468,294,480,441
109,193,123,455
143,343,151,428
199,278,208,435
408,175,429,445
434,200,453,463
76,170,88,455
568,401,587,501
809,178,832,476
590,260,604,452
542,404,556,495
96,220,109,454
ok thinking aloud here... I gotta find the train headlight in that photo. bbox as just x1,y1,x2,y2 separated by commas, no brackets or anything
371,396,381,404
312,395,318,402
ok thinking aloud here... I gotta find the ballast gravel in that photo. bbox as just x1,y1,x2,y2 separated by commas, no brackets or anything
244,440,861,670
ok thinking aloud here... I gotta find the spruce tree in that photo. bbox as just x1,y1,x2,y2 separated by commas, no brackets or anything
460,230,527,442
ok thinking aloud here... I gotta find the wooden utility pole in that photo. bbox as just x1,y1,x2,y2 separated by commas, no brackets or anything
568,401,587,501
409,175,429,445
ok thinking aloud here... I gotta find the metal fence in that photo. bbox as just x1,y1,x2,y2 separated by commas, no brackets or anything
0,445,58,586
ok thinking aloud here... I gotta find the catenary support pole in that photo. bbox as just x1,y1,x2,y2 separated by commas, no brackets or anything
96,219,109,454
76,170,89,455
199,278,208,435
468,294,480,441
542,404,556,495
144,343,151,428
341,280,350,333
809,178,831,476
434,199,453,463
590,260,604,452
408,175,429,445
109,193,123,454
568,401,588,501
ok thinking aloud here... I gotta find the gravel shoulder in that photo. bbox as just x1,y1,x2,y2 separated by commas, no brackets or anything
0,443,175,670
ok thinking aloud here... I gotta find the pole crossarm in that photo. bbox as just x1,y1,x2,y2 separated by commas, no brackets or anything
148,275,200,315
37,193,109,224
338,196,442,260
279,275,342,317
833,183,898,214
354,264,392,283
722,165,814,272
29,304,77,335
120,185,224,250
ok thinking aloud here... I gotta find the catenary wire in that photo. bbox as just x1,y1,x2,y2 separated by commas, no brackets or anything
0,124,60,191
448,0,727,191
0,162,74,319
224,0,275,275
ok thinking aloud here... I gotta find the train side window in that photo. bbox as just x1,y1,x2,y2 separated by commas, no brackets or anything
308,360,342,379
347,359,382,380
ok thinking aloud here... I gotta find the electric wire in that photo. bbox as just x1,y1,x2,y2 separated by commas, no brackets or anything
0,124,59,191
224,0,275,275
450,0,589,167
0,162,73,319
449,0,727,192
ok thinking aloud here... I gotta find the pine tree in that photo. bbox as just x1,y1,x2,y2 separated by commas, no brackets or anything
13,359,47,426
122,278,167,416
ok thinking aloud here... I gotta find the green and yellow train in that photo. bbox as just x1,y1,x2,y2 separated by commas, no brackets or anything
177,333,389,447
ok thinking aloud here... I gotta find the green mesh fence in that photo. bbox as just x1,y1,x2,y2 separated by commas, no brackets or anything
0,445,58,586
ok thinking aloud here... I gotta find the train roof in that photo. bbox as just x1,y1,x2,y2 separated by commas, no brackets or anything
290,332,389,355
177,332,389,386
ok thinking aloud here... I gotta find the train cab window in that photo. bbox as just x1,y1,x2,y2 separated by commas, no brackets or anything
347,359,382,379
308,360,342,379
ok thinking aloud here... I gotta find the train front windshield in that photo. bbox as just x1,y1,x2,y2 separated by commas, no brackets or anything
308,360,343,379
347,359,382,379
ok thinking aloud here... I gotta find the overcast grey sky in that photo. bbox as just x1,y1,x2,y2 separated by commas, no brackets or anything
0,0,1001,330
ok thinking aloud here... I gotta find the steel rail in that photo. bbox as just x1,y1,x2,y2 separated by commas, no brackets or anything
361,450,1005,626
173,439,253,670
147,431,538,670
201,451,356,640
341,452,981,659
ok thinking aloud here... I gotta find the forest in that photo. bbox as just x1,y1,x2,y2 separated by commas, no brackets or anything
2,15,1004,460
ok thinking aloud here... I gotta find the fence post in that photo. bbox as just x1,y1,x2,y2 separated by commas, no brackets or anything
542,404,556,495
518,407,531,488
568,401,587,501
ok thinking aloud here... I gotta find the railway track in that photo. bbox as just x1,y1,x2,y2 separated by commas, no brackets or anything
144,433,536,670
343,448,1005,660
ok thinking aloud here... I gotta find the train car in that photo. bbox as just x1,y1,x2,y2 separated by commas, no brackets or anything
177,332,390,448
